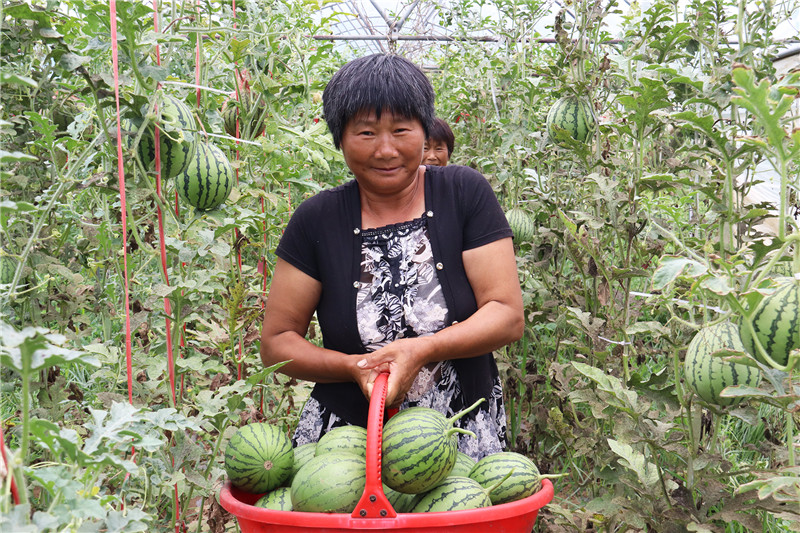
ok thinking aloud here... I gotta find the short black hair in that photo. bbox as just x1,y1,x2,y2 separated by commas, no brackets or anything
322,54,435,149
427,117,455,157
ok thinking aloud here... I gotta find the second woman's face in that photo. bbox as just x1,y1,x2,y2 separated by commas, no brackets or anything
423,139,450,166
340,111,425,196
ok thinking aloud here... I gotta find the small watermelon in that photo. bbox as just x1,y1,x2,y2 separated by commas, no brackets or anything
315,425,367,458
684,321,761,406
505,208,535,245
469,452,542,505
175,142,234,211
740,279,800,368
546,95,595,143
382,399,483,494
289,442,316,482
450,452,477,478
222,87,268,139
0,256,17,285
137,95,197,179
254,486,293,511
383,483,418,513
290,452,366,513
410,476,492,512
224,423,294,494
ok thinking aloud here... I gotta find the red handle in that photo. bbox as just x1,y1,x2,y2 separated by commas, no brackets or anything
351,373,397,519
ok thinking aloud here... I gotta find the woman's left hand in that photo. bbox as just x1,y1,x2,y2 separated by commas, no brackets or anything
357,337,433,408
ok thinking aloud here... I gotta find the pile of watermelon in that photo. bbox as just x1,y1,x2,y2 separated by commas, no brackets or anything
120,93,234,212
224,401,555,514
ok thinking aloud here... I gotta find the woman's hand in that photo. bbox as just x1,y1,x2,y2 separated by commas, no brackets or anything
356,337,434,408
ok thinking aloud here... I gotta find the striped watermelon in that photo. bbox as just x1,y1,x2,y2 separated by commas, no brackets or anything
0,256,17,285
684,321,761,406
254,486,293,511
224,423,294,494
138,95,197,178
546,95,595,143
222,87,268,139
450,452,477,478
315,425,367,458
410,476,491,512
289,442,316,482
175,142,234,211
740,279,800,368
290,452,366,513
381,399,483,494
505,208,535,245
383,483,418,513
469,452,542,505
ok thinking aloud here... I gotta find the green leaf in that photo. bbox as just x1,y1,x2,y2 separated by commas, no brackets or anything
58,53,90,72
0,505,37,532
625,321,668,337
607,438,660,487
0,149,38,163
571,361,641,416
0,72,38,88
4,2,53,26
700,275,733,295
83,402,143,455
0,322,100,373
651,256,708,290
731,68,794,151
671,110,730,156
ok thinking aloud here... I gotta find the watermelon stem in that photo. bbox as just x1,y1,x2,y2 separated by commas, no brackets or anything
447,398,486,425
444,427,476,440
485,468,516,496
538,473,568,480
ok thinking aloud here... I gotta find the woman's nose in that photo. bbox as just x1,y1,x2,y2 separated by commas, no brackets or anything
374,134,399,158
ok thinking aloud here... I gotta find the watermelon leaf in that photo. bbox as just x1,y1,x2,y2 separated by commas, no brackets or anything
651,256,707,291
607,439,660,487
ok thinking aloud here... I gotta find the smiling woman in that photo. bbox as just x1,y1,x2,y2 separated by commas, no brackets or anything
260,53,523,461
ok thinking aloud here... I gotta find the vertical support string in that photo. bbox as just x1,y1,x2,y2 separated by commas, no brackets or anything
110,2,140,500
229,1,246,382
151,3,181,531
109,0,134,409
0,425,20,505
151,0,177,411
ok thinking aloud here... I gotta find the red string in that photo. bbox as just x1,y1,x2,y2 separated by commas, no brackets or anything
109,0,134,407
151,3,181,530
0,425,20,505
151,0,177,410
195,0,201,107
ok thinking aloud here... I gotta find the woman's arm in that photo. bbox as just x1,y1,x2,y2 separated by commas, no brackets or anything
261,258,369,389
358,236,523,406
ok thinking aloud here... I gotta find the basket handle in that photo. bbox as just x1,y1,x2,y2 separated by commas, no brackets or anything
351,372,397,519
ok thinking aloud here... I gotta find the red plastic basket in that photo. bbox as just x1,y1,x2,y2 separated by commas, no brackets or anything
220,373,554,532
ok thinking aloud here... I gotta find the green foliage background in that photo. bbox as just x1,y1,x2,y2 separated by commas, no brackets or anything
1,0,799,531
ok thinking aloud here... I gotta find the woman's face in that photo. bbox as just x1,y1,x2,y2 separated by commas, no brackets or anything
422,139,450,166
340,111,425,195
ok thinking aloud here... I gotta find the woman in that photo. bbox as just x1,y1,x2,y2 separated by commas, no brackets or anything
423,117,455,166
260,54,523,460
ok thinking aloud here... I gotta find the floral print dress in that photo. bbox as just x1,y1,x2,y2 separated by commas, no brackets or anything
292,214,507,460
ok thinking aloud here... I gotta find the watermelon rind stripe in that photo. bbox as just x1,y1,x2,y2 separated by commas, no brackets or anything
382,408,459,494
411,477,491,512
684,321,761,406
469,452,541,504
742,281,799,367
290,452,366,513
224,423,293,494
176,143,234,211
